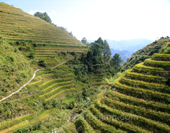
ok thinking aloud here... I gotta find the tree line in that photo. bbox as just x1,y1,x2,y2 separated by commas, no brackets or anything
73,37,122,83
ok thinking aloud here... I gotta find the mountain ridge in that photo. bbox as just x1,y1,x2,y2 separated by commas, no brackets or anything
88,38,153,51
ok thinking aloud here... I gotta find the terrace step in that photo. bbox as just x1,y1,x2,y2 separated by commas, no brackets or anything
144,59,170,70
106,91,170,113
115,78,170,104
103,96,170,126
84,111,126,133
119,76,170,93
90,105,151,133
96,101,170,133
40,83,74,98
152,53,170,61
125,69,166,84
75,116,95,133
45,88,75,101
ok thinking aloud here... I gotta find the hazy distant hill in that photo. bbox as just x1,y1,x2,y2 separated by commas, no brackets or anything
111,48,133,64
107,38,153,51
88,38,152,63
88,38,153,52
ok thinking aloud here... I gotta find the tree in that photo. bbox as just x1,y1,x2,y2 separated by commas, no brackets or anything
90,43,103,57
38,60,47,67
103,40,111,62
82,87,89,99
95,37,104,46
69,31,73,36
81,37,87,45
110,53,122,71
34,12,52,23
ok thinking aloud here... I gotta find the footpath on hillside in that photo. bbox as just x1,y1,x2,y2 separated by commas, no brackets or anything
0,61,68,102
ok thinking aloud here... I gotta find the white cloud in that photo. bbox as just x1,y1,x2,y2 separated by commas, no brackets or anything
28,0,170,41
57,0,170,40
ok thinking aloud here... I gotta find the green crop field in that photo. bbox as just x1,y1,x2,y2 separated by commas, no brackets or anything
1,2,170,133
72,42,170,133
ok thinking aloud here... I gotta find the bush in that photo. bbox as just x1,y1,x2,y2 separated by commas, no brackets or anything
38,60,47,67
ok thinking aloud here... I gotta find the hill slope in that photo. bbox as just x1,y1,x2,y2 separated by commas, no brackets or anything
121,38,169,71
0,3,88,66
0,3,84,46
73,41,170,132
0,38,33,100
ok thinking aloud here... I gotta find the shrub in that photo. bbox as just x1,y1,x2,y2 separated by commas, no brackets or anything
38,60,47,67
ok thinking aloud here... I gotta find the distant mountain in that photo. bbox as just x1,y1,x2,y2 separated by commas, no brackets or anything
88,38,152,64
107,38,153,52
111,49,133,64
88,38,153,52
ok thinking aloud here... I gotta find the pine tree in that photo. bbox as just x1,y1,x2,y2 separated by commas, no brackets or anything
82,87,89,98
81,37,87,45
110,53,122,71
34,12,52,23
103,40,111,62
95,37,104,45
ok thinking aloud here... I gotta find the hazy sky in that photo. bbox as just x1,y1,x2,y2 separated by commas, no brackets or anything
2,0,170,41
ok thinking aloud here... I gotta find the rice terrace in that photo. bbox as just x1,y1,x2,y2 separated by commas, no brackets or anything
0,1,170,133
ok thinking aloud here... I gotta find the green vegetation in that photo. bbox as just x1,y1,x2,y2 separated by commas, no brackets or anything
0,2,88,67
34,12,52,23
121,38,169,71
72,40,170,133
0,38,33,98
0,3,102,132
1,2,170,133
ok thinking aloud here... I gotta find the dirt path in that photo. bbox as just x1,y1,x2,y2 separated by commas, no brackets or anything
0,61,68,102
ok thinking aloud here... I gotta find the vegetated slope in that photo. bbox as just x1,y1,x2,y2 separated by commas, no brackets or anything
0,38,33,100
0,65,76,131
0,2,89,99
73,41,170,132
0,3,88,66
0,63,106,132
0,3,83,46
121,38,169,71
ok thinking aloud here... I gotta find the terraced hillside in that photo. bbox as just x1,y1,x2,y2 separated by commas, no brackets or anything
121,38,169,71
0,3,88,103
74,42,170,132
0,64,76,132
0,62,106,132
0,3,84,46
0,38,34,100
0,3,88,66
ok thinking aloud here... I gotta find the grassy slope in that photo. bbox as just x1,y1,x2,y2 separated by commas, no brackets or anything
0,3,90,132
0,39,33,99
0,2,89,98
73,41,170,132
0,2,88,67
0,3,84,46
